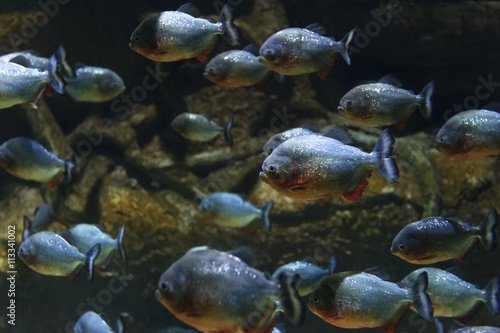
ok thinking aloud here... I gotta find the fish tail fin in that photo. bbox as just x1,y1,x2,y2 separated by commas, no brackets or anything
277,272,305,326
417,81,435,120
85,243,101,281
64,160,75,183
479,208,498,251
327,256,337,275
260,200,274,232
22,216,32,241
223,119,233,147
47,53,64,94
372,128,399,184
55,44,74,78
338,29,355,65
219,5,239,46
116,225,127,263
410,271,434,321
484,277,500,315
115,314,125,333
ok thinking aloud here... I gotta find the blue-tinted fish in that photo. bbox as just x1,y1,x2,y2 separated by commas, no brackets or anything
199,192,273,231
391,209,498,264
73,311,123,333
258,24,354,79
59,224,126,268
0,137,74,184
22,203,54,241
65,65,125,102
272,256,337,296
260,128,399,201
451,327,500,333
130,3,238,62
0,51,49,71
308,271,433,333
400,268,500,320
435,109,500,160
155,248,304,333
171,112,233,146
17,231,100,281
338,79,435,129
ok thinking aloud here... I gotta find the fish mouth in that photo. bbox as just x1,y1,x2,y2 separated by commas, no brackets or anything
259,171,268,179
337,106,347,115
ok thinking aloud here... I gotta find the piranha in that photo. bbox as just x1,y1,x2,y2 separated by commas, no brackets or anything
22,203,54,241
308,271,433,333
171,112,233,147
155,248,305,333
272,256,337,296
64,65,125,102
338,78,435,129
199,192,273,231
434,109,500,160
59,224,126,268
391,209,498,264
0,137,74,184
0,51,50,71
129,3,239,62
400,268,500,321
258,24,354,79
17,231,101,281
73,311,123,333
260,128,399,201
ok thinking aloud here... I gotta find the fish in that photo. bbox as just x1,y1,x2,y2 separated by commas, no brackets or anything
155,248,305,333
259,128,399,201
258,24,354,79
451,327,500,333
338,78,435,129
22,203,54,241
272,256,337,296
73,311,122,333
129,3,239,62
0,51,50,71
59,224,126,268
199,192,273,231
308,270,433,333
17,231,101,281
0,137,74,184
64,65,125,102
390,209,498,264
171,112,233,146
400,268,500,321
155,327,199,333
434,109,500,160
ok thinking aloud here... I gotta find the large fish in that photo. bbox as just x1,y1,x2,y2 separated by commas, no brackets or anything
308,271,433,333
155,248,304,333
65,65,125,102
258,24,354,79
435,109,500,160
391,209,498,264
259,128,399,200
130,3,238,62
171,112,233,147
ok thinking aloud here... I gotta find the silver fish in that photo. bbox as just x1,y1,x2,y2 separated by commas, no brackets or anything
65,66,125,102
171,112,233,146
73,311,116,333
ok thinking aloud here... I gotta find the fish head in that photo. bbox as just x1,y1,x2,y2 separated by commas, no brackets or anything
129,14,162,57
338,88,371,119
17,238,38,266
262,135,282,155
259,150,298,191
203,62,228,84
94,70,126,100
308,279,337,318
258,36,289,69
390,227,423,261
156,266,188,311
434,125,463,155
171,114,191,137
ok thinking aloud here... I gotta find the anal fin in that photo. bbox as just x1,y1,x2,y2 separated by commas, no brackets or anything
196,39,217,62
342,178,369,201
317,53,339,80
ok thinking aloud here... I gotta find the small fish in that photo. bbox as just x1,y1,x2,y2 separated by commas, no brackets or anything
0,51,49,71
400,268,500,320
272,256,337,296
22,203,54,241
130,3,238,62
338,78,435,129
0,137,74,184
73,311,121,333
171,112,233,146
260,128,399,200
65,65,125,102
308,271,433,333
17,231,101,281
258,24,354,79
391,209,498,264
155,248,305,333
435,109,500,160
59,224,126,268
199,192,273,231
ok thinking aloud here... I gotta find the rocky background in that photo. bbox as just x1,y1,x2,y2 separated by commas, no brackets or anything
1,0,500,332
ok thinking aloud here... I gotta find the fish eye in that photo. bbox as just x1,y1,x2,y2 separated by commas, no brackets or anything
268,164,277,173
264,50,275,60
346,100,353,107
311,295,319,303
134,35,141,42
398,244,405,251
160,282,170,291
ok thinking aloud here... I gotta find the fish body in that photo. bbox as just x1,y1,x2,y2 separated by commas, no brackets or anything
259,129,399,200
258,26,354,78
65,66,125,102
272,256,336,296
391,209,498,264
0,51,49,71
155,248,304,333
400,268,500,318
17,231,100,281
435,110,500,160
73,311,114,333
171,112,233,146
199,192,273,231
451,327,500,333
308,271,433,333
130,4,238,62
22,203,54,241
338,81,434,129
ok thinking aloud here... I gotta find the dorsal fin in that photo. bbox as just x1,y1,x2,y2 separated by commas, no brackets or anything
321,126,353,145
363,267,390,280
483,101,500,112
378,74,403,88
176,2,200,16
242,44,259,55
304,23,326,35
9,55,31,67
